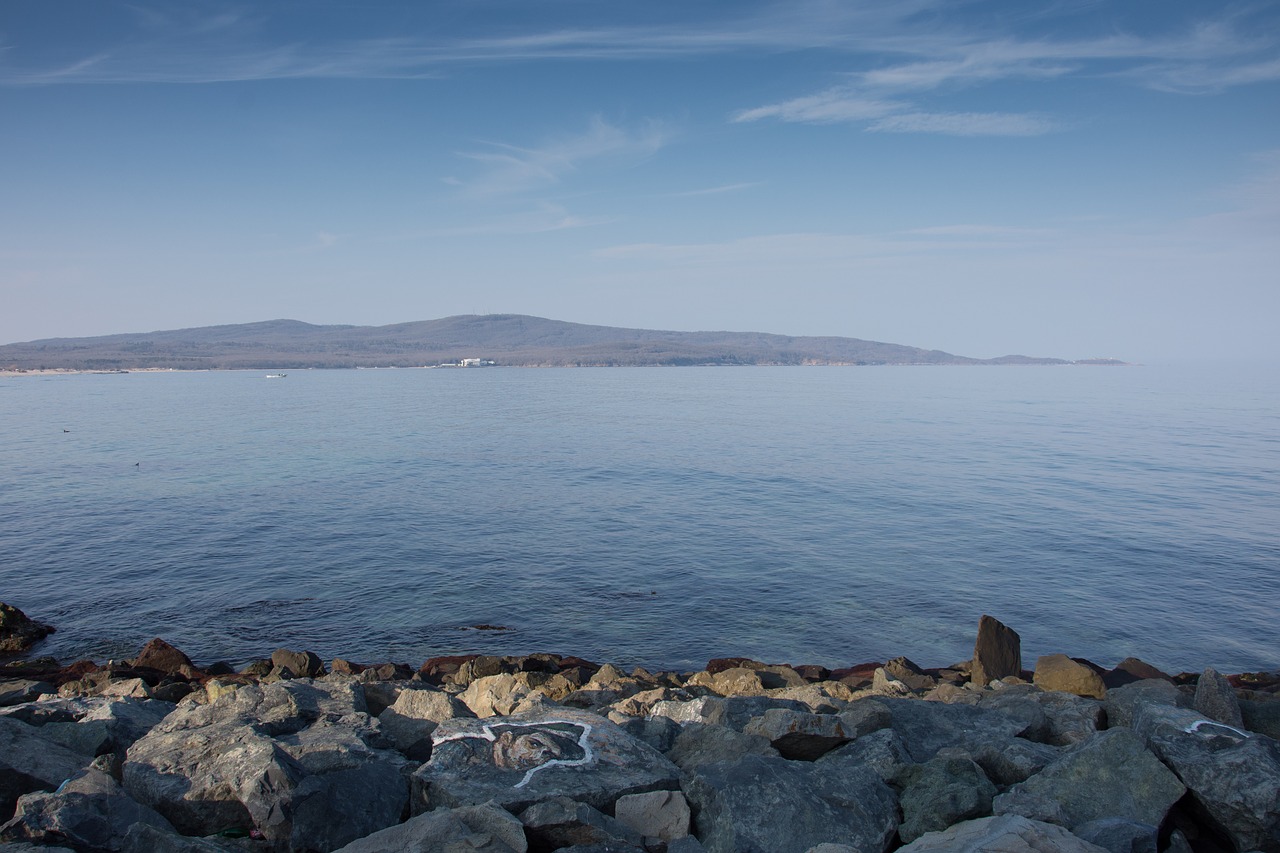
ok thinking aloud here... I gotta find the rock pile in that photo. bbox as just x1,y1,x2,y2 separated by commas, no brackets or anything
0,613,1277,852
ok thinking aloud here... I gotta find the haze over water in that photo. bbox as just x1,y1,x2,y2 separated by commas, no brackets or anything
2,365,1276,674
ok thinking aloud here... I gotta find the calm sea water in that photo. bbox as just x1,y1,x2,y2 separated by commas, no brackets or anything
1,365,1277,674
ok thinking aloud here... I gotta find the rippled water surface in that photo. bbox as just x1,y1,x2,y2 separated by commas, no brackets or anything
2,365,1277,673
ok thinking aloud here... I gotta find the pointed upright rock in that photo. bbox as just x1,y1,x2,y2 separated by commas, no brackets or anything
971,615,1022,687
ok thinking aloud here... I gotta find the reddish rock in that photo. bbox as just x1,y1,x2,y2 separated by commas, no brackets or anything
971,615,1022,687
1105,657,1173,688
132,638,195,675
830,662,881,687
55,659,102,686
0,602,55,654
330,658,367,675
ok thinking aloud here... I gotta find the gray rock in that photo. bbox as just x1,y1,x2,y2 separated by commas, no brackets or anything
870,668,915,696
665,838,707,853
333,802,528,852
123,679,410,850
519,796,644,850
741,709,852,760
895,756,997,843
962,738,1061,787
1133,703,1280,853
413,707,680,814
1194,667,1245,728
613,715,681,753
377,685,474,760
804,846,862,853
1241,697,1280,740
877,697,1031,761
971,615,1022,687
0,768,173,851
1034,690,1105,745
835,698,892,737
817,728,913,783
994,729,1184,830
0,843,76,852
883,657,937,692
649,696,809,731
1072,818,1159,853
1,696,172,760
614,789,691,843
895,815,1109,852
0,716,88,821
1102,679,1191,729
682,754,897,853
0,681,55,708
1033,655,1106,699
665,722,778,771
270,648,325,679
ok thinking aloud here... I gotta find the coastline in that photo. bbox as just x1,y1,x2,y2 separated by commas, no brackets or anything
3,608,1279,852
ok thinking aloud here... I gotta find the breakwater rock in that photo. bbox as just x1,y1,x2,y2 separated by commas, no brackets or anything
0,616,1277,853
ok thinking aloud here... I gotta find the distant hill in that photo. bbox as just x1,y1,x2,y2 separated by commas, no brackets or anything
0,315,1114,370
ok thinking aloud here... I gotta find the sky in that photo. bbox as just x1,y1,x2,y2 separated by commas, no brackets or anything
2,1,1278,362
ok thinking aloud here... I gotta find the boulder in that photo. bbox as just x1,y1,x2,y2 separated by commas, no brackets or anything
1034,655,1106,699
882,657,937,692
122,823,249,852
817,728,913,783
377,686,474,760
1193,667,1245,728
971,615,1022,687
0,604,54,654
741,709,852,760
648,695,809,731
333,802,528,853
413,707,681,814
460,673,539,717
682,754,897,853
895,815,1109,852
665,722,778,771
613,715,682,753
895,756,997,843
518,796,644,850
614,789,691,843
270,648,325,679
0,681,54,708
0,716,89,820
131,639,195,675
0,768,174,851
870,668,915,696
835,698,892,737
1133,703,1280,853
3,696,172,759
877,697,1031,761
1241,697,1280,740
123,679,411,850
1102,679,1191,729
1072,818,1159,853
994,729,1184,831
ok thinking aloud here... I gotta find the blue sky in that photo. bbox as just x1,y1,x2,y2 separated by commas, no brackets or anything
2,1,1278,361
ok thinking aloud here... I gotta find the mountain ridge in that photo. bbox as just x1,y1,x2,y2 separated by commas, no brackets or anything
0,314,1120,370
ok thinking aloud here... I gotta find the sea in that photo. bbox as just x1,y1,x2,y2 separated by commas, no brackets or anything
1,364,1277,675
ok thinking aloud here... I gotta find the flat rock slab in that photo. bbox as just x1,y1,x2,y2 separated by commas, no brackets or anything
896,815,1109,852
682,754,897,853
333,803,528,853
413,707,680,814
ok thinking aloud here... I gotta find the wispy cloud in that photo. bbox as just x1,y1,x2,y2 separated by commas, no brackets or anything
421,204,612,237
868,112,1056,136
452,117,670,198
667,182,761,198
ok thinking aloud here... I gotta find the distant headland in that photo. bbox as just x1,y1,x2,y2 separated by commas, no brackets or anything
0,315,1127,371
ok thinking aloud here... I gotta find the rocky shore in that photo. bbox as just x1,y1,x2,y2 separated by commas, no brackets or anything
1,605,1277,853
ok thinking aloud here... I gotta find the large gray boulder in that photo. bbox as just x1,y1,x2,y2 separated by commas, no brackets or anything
896,815,1109,852
649,696,809,731
741,709,852,760
665,722,778,771
0,768,174,851
377,685,474,760
895,756,997,843
1102,679,1191,729
994,729,1184,831
123,679,411,851
0,681,54,708
682,754,897,853
971,615,1022,686
614,790,691,843
1193,667,1244,728
817,728,913,783
0,716,89,820
518,796,644,850
333,802,528,853
413,707,680,814
2,696,173,759
877,697,1031,761
1133,703,1280,853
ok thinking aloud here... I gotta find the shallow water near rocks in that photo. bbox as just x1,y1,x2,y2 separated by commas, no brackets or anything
1,364,1277,673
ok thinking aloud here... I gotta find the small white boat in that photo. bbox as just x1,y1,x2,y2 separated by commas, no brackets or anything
265,373,287,379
